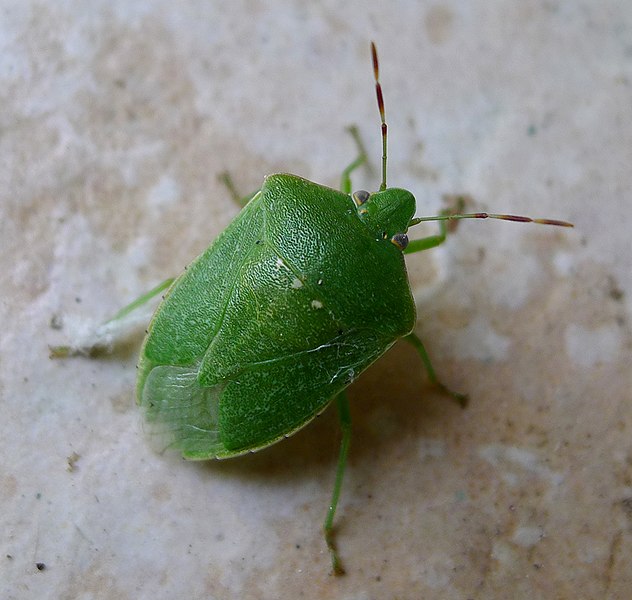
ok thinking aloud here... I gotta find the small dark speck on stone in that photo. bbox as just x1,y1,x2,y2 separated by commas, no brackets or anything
375,575,381,582
36,562,46,571
533,563,542,570
6,554,13,560
295,543,301,549
50,314,63,330
75,297,82,303
527,124,537,136
608,276,624,301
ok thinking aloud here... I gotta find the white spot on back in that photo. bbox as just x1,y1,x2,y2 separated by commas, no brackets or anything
311,299,323,309
291,278,303,289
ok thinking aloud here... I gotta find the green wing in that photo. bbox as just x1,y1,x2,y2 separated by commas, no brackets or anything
137,192,266,458
214,328,394,452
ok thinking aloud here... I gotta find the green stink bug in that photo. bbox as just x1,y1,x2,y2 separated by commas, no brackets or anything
51,43,572,575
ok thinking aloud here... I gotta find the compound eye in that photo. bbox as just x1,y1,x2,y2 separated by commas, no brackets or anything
352,190,370,206
390,233,409,251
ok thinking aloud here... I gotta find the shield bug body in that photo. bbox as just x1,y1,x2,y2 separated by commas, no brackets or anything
52,43,572,574
137,171,418,461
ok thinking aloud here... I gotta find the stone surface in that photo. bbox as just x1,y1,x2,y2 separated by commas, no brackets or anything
2,2,631,599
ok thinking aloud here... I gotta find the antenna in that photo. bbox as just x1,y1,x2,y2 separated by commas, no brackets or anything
371,42,388,192
409,211,574,228
370,43,573,231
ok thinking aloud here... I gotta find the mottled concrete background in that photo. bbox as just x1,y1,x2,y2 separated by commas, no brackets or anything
2,2,631,599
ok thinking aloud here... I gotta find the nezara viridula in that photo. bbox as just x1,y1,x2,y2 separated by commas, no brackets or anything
52,43,572,575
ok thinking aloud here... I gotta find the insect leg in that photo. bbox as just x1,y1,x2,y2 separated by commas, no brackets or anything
403,218,448,254
339,125,370,194
323,390,352,575
405,196,468,254
104,278,175,323
49,278,174,358
404,332,468,407
217,171,260,208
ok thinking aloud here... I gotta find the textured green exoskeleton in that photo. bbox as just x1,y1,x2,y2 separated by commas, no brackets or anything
137,174,416,459
51,43,572,575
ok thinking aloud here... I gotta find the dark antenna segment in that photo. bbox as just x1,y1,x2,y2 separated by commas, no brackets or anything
371,42,388,192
